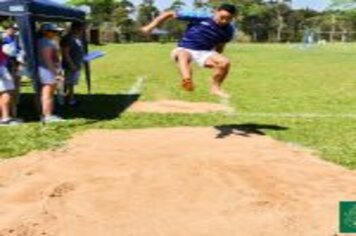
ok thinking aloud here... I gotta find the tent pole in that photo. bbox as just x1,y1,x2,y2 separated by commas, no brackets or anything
83,28,91,94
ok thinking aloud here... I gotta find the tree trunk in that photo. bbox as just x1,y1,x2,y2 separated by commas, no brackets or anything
329,14,336,43
277,15,284,42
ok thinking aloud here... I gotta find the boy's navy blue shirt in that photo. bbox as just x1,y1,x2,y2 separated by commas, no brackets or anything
176,10,235,51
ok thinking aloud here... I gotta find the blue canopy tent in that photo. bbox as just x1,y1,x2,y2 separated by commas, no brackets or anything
0,0,91,93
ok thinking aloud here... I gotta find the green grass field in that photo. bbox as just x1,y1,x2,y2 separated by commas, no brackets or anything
1,43,356,169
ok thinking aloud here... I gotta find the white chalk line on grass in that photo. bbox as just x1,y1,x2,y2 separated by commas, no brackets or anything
218,96,356,119
218,96,237,116
126,76,146,95
125,82,356,119
235,112,356,119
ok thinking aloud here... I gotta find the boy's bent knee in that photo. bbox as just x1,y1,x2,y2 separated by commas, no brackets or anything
219,58,230,69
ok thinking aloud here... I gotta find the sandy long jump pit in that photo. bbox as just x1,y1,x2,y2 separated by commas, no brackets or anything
0,127,356,236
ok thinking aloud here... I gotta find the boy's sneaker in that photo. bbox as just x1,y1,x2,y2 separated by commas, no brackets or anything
0,118,23,126
42,115,65,123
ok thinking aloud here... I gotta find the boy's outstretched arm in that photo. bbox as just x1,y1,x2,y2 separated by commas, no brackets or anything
141,11,177,34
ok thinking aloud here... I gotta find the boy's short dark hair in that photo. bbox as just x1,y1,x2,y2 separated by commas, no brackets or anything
218,4,238,16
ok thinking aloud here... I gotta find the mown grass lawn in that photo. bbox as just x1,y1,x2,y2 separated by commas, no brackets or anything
1,43,356,169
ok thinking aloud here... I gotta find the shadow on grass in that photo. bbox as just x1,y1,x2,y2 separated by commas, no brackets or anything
18,93,140,122
214,124,289,139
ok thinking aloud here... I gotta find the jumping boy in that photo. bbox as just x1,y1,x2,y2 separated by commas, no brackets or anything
141,4,238,98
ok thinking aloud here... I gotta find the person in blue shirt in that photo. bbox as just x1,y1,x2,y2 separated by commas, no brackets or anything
141,4,238,98
2,23,21,119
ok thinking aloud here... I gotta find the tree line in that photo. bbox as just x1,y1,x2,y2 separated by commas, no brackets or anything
68,0,356,43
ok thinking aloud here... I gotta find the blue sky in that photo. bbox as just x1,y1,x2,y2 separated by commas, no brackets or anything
55,0,330,11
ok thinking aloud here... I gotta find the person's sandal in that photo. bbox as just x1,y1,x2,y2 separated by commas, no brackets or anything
181,78,195,91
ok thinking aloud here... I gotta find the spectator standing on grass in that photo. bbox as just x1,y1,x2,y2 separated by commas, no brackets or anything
0,39,21,125
37,23,65,123
2,23,23,118
60,22,85,106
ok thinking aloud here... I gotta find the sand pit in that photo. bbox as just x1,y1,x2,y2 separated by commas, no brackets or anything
129,100,232,114
0,127,356,236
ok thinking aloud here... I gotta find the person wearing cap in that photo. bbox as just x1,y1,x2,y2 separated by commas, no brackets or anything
141,4,238,99
37,23,65,123
60,22,85,106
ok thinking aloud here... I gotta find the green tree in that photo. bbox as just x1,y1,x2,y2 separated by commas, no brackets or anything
193,0,210,8
68,0,117,23
331,0,356,9
111,0,135,25
240,2,269,41
162,0,187,41
170,0,186,10
137,0,160,26
112,0,135,42
265,0,293,42
284,9,319,42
